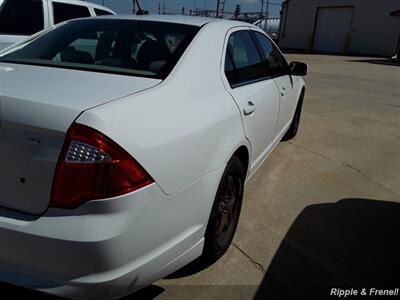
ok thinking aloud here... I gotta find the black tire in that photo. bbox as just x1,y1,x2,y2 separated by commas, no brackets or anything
202,156,245,264
282,90,305,141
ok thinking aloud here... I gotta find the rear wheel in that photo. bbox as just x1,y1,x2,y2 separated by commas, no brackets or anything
202,156,245,263
282,90,305,141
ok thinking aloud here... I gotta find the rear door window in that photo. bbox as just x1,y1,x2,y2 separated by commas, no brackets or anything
0,0,44,35
53,2,91,24
224,30,265,87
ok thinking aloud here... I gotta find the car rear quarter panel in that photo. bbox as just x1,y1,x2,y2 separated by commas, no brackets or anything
77,22,249,196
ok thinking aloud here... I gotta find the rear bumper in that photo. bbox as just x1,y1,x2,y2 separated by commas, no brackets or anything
0,167,223,299
0,238,204,300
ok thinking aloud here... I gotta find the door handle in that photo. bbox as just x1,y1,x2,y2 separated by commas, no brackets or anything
281,87,287,97
243,101,256,116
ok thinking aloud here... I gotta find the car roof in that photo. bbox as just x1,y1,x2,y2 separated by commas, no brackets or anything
91,14,225,27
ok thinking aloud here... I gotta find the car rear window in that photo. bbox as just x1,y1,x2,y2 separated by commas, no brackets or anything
0,0,44,35
0,19,199,79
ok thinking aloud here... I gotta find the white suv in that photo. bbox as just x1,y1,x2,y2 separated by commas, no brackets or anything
0,0,115,51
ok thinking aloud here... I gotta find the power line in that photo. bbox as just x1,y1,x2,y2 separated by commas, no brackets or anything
223,0,282,5
155,0,283,17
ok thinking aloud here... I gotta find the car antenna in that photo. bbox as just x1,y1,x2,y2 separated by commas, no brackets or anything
135,0,149,15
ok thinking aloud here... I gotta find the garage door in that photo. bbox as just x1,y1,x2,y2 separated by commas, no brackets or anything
313,7,354,53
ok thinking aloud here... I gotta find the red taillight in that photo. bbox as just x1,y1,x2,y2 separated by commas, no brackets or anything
51,123,154,209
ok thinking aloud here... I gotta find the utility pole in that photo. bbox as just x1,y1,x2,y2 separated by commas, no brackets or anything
158,2,161,14
264,0,270,31
260,0,264,22
216,0,225,19
132,0,136,14
162,0,165,14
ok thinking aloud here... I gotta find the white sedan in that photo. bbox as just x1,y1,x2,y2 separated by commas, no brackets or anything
0,14,306,299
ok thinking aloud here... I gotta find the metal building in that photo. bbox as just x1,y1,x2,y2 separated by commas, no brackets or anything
279,0,400,56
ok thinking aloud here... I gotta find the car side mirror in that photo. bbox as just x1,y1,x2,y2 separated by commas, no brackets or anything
289,61,308,76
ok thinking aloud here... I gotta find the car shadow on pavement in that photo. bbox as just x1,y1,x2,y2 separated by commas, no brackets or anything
255,198,400,300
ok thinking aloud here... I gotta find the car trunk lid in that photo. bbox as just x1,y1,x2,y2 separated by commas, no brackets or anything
0,63,161,214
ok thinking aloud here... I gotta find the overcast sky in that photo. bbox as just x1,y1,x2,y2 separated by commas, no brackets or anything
89,0,283,17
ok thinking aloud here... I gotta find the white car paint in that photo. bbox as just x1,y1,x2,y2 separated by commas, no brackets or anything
0,0,114,51
0,14,305,300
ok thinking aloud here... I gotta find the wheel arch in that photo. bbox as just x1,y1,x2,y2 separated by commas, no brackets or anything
298,85,306,107
294,84,306,111
300,85,306,98
232,145,250,179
